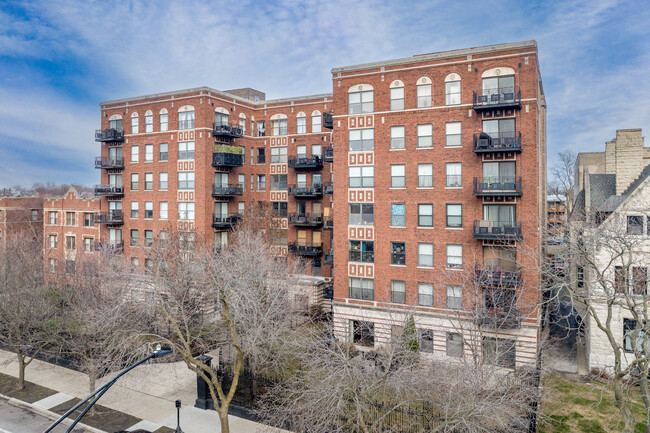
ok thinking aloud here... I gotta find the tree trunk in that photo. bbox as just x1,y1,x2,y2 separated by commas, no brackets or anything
88,368,97,417
613,375,635,433
16,351,25,391
218,406,230,433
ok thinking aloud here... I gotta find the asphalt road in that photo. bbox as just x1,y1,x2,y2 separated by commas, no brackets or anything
0,399,84,433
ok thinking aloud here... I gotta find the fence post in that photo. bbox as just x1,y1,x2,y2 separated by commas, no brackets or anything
194,355,214,410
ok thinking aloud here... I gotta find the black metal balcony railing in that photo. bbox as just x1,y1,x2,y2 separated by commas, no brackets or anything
472,86,521,111
212,214,241,229
288,213,323,226
213,123,244,138
288,243,323,256
476,308,522,329
323,182,333,195
324,218,333,230
212,184,244,197
94,158,125,170
288,155,323,169
94,241,124,253
473,131,522,153
95,211,124,225
94,184,124,197
212,151,244,167
473,177,522,197
474,263,522,287
95,128,124,142
323,146,334,162
323,112,333,129
349,250,374,263
323,250,333,267
288,184,323,198
473,220,523,241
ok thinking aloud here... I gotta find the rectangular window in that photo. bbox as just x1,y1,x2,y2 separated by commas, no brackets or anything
445,122,461,147
482,337,516,368
391,165,405,188
417,83,432,108
351,320,374,347
178,202,195,220
145,173,153,190
391,242,405,265
418,283,433,307
445,81,461,106
65,212,75,226
84,238,94,253
131,173,139,191
49,235,58,249
447,332,463,357
160,113,168,132
349,129,374,151
145,230,153,247
65,235,76,250
83,213,94,227
272,119,288,136
418,204,433,227
633,267,648,295
349,240,374,263
418,243,433,268
417,124,433,148
577,266,584,288
348,166,374,188
312,114,321,133
271,174,287,190
256,120,265,136
270,147,287,163
391,280,406,303
159,143,168,161
447,285,462,310
271,202,287,218
391,203,405,227
159,172,168,190
130,229,138,246
178,172,195,190
159,202,168,220
178,110,195,130
624,318,639,353
238,174,245,189
447,244,463,269
48,211,58,225
131,145,139,163
144,202,153,219
390,126,405,149
348,203,374,225
418,163,433,188
615,266,627,293
178,141,195,160
49,258,57,273
627,216,644,235
250,174,254,191
297,116,306,134
144,144,153,161
446,163,462,187
257,148,266,164
257,175,266,190
131,115,138,134
130,201,139,218
390,87,404,110
349,277,374,301
30,209,38,221
418,329,434,353
348,90,374,114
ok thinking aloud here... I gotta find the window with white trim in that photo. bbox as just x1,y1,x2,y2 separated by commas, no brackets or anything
446,163,462,187
297,115,306,134
349,166,374,188
159,109,168,131
418,283,433,307
390,86,404,110
178,172,195,190
446,122,461,147
131,113,139,134
391,165,405,188
145,112,153,133
417,83,432,108
417,124,432,148
418,164,433,188
311,113,321,133
390,126,405,149
272,119,288,136
447,244,463,269
178,202,195,220
445,79,461,105
349,129,374,151
159,202,168,219
447,285,462,310
418,243,433,268
348,89,373,114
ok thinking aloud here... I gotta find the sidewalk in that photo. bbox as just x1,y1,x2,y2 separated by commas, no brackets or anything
0,350,274,433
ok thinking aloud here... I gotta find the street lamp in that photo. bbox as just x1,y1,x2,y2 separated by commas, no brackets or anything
175,399,183,433
43,344,173,433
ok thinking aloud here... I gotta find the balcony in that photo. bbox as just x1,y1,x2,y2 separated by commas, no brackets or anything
95,211,124,226
323,250,333,267
288,213,323,227
213,123,244,138
323,146,334,162
288,184,323,198
288,155,323,170
472,87,521,111
323,112,333,129
94,158,125,170
212,184,244,198
473,131,522,154
473,177,522,197
212,145,244,168
324,218,333,231
473,220,523,241
474,263,522,287
476,308,522,329
94,184,124,197
94,241,124,253
212,214,241,229
95,128,124,143
288,243,323,256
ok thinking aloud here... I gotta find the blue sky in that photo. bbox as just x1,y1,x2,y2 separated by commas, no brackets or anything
0,0,648,187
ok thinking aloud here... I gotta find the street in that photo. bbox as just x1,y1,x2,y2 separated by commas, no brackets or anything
0,399,83,433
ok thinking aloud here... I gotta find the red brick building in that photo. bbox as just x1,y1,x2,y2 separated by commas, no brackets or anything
93,40,546,366
0,195,43,242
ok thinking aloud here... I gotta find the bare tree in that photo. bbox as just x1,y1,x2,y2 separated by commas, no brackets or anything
548,150,576,212
0,231,58,390
141,225,304,433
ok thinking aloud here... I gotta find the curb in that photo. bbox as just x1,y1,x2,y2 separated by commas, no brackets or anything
0,392,107,433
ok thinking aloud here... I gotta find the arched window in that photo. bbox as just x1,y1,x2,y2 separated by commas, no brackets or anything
108,114,122,130
480,67,516,105
348,84,373,114
144,110,153,133
445,74,461,106
239,113,246,134
178,105,195,130
389,80,404,111
311,110,321,133
270,113,288,136
130,112,139,134
214,107,229,128
296,112,306,134
416,77,432,108
159,108,168,132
